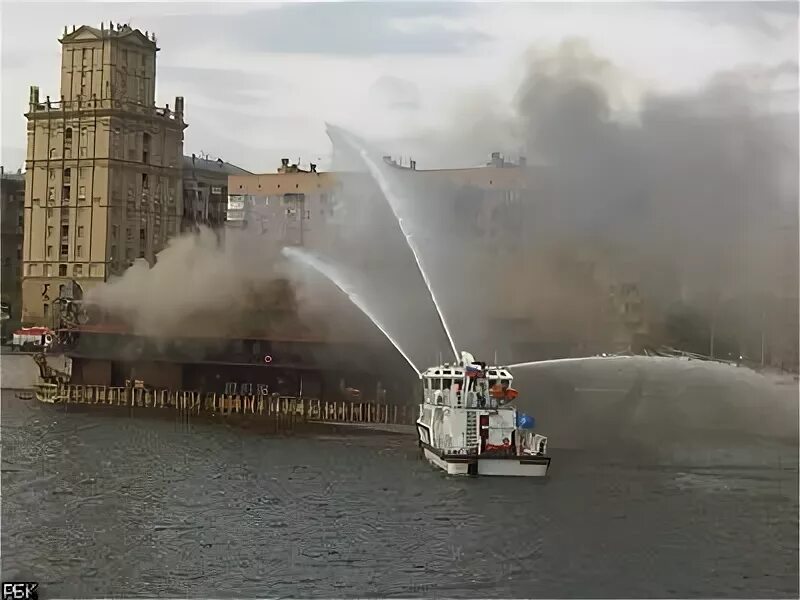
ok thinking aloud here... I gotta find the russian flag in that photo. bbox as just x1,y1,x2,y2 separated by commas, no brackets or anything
465,364,482,378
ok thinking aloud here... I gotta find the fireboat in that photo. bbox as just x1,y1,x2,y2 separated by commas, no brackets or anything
416,351,550,477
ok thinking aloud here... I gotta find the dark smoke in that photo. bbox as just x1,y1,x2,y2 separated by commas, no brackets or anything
342,39,798,367
85,39,797,376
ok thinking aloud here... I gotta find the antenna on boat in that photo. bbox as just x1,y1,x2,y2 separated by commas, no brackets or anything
494,349,498,365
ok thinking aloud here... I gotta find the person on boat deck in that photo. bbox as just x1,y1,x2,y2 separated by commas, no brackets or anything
476,382,487,407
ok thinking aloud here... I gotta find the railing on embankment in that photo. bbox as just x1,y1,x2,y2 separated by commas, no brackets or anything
46,384,417,426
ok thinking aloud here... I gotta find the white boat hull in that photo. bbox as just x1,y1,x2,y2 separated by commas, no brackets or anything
420,441,550,477
477,457,549,477
422,447,471,476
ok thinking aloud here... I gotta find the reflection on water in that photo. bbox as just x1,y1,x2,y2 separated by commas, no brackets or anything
2,376,797,598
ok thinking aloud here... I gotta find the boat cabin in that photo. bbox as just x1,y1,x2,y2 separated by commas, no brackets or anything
421,363,514,409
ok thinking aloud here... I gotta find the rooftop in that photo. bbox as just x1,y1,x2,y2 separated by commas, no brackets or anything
0,167,24,181
183,155,252,176
59,23,159,49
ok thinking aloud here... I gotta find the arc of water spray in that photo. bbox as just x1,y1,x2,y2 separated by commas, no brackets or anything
282,246,422,378
507,355,625,369
331,126,460,362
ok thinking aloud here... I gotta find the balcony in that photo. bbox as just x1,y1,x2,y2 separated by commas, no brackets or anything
28,97,184,124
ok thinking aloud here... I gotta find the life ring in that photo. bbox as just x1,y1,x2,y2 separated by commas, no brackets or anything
264,355,272,364
44,334,54,345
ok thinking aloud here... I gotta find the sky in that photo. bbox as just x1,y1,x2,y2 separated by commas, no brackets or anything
1,1,797,173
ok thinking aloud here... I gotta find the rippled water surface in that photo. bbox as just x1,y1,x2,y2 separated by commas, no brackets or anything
2,374,798,598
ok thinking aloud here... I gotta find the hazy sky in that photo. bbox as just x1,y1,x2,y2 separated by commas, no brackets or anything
1,1,796,173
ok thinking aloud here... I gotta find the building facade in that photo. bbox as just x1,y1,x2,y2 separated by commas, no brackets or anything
1,168,26,337
182,154,251,231
22,23,186,325
225,155,650,358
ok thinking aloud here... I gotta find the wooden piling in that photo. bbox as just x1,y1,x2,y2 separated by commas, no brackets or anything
45,382,421,431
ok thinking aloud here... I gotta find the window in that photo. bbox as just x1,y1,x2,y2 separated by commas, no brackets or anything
46,245,53,258
111,245,116,259
48,188,55,202
65,128,73,146
60,244,68,257
49,169,55,180
76,245,83,258
49,148,57,159
126,228,132,241
47,226,54,238
58,264,67,277
143,133,150,163
47,208,53,218
79,186,86,199
74,264,82,276
78,226,84,238
43,303,49,318
61,224,68,238
112,225,118,239
142,173,149,189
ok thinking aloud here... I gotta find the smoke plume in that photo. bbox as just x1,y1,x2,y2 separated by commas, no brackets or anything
85,38,797,372
85,228,287,338
336,39,798,366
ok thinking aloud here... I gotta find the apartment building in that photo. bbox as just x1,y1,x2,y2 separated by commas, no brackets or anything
1,168,25,336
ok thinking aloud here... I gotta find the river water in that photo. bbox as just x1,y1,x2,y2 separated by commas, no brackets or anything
2,358,798,598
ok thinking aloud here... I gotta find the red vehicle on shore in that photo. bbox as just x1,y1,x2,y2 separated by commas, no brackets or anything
10,327,55,352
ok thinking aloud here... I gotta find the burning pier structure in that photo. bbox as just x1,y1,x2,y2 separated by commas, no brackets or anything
59,322,416,405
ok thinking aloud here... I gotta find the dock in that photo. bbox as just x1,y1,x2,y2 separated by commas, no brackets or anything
36,383,418,431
